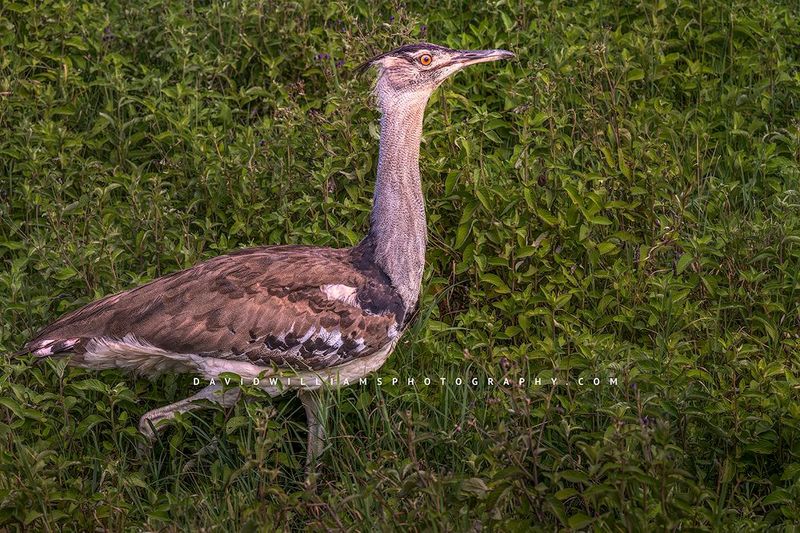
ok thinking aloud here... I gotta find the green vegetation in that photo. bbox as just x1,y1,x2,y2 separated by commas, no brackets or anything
2,0,800,530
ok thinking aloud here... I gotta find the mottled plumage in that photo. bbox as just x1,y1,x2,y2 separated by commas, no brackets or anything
23,239,407,374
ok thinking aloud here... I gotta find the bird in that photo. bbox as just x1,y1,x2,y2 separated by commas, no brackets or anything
16,42,514,472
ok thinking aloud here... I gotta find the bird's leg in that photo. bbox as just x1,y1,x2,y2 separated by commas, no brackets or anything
138,383,241,442
298,388,325,481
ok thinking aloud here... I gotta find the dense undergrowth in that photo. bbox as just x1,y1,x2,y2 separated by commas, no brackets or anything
1,0,800,530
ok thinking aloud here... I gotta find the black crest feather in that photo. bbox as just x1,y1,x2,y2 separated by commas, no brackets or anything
355,42,451,76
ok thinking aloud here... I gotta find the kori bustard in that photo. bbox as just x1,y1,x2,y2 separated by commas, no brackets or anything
18,43,514,471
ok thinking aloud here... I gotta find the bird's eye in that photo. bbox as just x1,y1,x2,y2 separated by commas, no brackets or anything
419,54,432,66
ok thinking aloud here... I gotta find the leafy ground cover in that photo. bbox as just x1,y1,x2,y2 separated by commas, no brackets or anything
1,0,800,530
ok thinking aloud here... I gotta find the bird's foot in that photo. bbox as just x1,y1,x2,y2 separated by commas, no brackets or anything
135,384,241,457
135,413,166,457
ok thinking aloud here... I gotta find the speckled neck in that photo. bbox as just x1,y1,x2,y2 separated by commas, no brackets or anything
365,92,429,312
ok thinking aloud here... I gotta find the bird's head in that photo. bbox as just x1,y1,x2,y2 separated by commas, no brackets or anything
358,43,514,112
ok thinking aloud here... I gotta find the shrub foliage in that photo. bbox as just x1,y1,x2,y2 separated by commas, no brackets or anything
1,0,799,530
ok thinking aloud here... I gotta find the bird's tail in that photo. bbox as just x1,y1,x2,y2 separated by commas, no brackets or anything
9,347,31,357
9,338,82,361
6,345,48,367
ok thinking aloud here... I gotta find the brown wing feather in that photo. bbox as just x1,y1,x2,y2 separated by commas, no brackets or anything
23,245,405,371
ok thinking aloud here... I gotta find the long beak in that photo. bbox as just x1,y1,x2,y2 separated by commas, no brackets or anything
453,49,515,67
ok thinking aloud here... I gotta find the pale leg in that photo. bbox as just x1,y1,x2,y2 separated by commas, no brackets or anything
299,389,325,479
138,384,241,440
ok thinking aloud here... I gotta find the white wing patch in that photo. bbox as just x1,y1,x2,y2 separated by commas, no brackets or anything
320,284,359,306
33,338,79,356
32,339,56,356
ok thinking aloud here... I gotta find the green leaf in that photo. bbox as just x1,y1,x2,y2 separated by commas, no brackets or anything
536,208,559,226
560,470,589,483
481,273,510,294
225,416,251,434
587,215,612,225
597,242,618,255
676,253,693,274
500,12,514,31
65,36,89,51
763,488,790,505
53,266,79,280
568,513,593,529
460,477,489,497
555,488,578,500
626,68,645,81
76,414,106,437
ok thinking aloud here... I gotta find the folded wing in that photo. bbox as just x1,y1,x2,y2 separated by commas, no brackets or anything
23,245,406,374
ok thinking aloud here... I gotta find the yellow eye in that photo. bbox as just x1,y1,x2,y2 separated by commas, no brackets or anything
419,54,432,66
